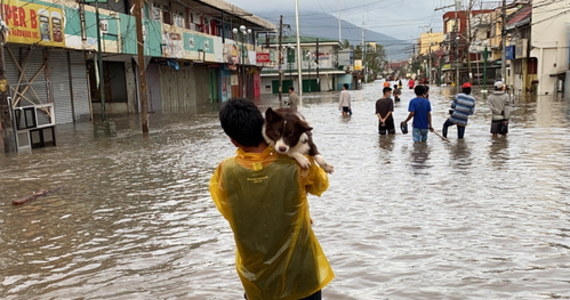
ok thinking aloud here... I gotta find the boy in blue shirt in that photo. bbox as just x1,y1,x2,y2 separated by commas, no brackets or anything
401,86,434,142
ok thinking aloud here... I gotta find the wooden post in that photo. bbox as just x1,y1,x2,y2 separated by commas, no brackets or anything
0,27,17,153
134,0,149,134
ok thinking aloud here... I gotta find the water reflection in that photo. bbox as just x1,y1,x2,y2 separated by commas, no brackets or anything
378,135,395,152
488,137,510,169
408,142,431,172
446,140,473,170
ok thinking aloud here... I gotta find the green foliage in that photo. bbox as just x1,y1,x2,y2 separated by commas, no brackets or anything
350,42,387,82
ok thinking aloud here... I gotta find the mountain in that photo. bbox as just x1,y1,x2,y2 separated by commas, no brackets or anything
254,10,412,61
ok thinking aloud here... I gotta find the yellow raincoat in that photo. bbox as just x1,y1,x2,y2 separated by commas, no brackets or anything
209,147,334,300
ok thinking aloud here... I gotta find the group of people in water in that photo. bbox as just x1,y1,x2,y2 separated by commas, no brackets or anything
336,79,512,142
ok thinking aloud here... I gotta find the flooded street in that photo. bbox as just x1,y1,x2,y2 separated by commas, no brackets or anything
1,83,570,299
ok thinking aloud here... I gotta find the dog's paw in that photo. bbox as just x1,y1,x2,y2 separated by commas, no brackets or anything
321,163,335,174
294,155,311,169
313,155,334,174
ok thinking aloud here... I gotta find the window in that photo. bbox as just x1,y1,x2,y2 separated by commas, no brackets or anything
202,17,210,34
152,5,162,21
163,6,172,25
528,57,538,74
173,12,184,28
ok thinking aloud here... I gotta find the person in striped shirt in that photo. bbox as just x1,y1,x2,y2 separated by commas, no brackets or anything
442,82,476,139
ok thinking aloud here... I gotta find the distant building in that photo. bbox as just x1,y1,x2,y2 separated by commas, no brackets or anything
505,3,535,96
440,9,493,85
418,32,445,56
530,0,569,96
259,36,350,94
2,0,275,123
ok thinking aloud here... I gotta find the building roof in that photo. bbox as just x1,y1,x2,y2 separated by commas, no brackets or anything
506,6,532,30
198,0,276,30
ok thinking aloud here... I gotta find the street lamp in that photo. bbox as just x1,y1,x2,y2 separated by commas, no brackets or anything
233,25,251,98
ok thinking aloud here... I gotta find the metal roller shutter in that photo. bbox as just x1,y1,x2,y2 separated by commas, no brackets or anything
48,49,73,124
68,51,91,121
5,45,20,89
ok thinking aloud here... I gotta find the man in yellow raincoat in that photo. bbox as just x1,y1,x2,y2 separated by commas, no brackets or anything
210,99,334,300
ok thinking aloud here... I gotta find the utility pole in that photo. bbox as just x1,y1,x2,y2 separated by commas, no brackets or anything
338,10,342,43
315,38,320,91
454,0,460,93
500,0,507,82
428,44,432,85
95,0,106,122
278,15,284,104
0,29,17,153
466,0,473,81
134,0,149,134
361,22,366,83
294,0,303,105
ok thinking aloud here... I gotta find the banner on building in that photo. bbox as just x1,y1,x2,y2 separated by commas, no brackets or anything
223,42,241,65
2,0,65,47
505,45,515,60
256,52,270,63
184,32,214,54
162,31,183,58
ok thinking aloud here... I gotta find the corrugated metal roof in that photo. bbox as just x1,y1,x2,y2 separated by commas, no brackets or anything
506,6,532,29
198,0,276,30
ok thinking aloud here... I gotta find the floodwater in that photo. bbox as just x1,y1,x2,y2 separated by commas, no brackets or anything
1,83,570,299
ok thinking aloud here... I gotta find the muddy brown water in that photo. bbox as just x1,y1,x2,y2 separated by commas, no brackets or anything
1,83,569,299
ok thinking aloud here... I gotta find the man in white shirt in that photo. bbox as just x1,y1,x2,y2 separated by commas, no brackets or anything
338,83,351,116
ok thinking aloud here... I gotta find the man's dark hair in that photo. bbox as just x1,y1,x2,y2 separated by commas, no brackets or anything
219,98,264,147
414,85,426,96
383,87,392,94
393,84,398,89
288,86,294,92
343,83,349,90
462,87,472,95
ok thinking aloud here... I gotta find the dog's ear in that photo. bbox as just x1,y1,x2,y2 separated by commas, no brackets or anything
298,121,313,132
265,108,280,122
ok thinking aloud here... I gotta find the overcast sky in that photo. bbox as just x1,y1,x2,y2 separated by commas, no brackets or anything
227,0,452,42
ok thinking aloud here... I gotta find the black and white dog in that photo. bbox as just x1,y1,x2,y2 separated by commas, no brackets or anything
263,107,334,174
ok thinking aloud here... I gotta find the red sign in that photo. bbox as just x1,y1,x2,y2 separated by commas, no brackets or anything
256,52,271,64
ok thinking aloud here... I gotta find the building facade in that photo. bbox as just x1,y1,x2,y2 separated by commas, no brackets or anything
530,0,570,96
259,36,349,94
1,0,275,125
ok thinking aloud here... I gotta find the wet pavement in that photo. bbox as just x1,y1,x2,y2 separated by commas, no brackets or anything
1,83,570,299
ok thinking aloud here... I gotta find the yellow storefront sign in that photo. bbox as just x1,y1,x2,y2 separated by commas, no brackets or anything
354,59,362,71
2,0,65,47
